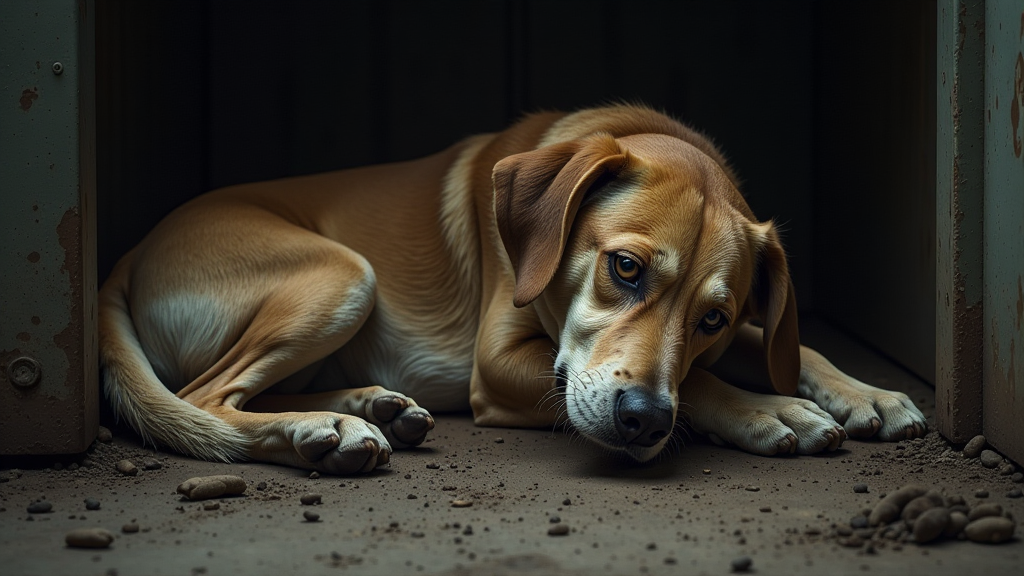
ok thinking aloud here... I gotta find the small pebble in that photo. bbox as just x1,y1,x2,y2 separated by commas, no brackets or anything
495,438,504,444
975,489,989,498
96,427,113,443
300,493,322,505
407,494,418,500
27,501,52,514
177,475,246,500
1012,472,1023,483
309,471,320,479
140,458,162,471
65,528,114,549
84,498,100,511
562,498,571,506
964,516,1016,543
963,434,986,458
850,515,869,529
121,523,139,534
411,531,425,538
203,502,220,511
1006,488,1022,499
303,510,320,522
451,500,473,508
426,463,440,469
912,507,950,544
999,464,1015,476
115,460,138,476
968,503,1003,521
256,481,267,491
979,450,1002,468
549,516,561,523
547,523,569,536
731,556,753,572
853,483,869,494
840,536,864,548
744,486,760,492
759,506,772,513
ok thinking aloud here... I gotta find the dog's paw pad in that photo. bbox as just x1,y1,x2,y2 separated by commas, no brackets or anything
296,433,341,462
838,389,928,441
392,411,435,446
371,395,409,422
292,416,392,475
777,434,797,454
362,390,435,449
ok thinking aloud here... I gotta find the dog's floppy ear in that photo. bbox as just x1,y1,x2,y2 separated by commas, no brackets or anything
747,221,800,395
493,134,630,307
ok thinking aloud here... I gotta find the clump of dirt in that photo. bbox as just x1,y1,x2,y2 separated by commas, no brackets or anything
811,432,1020,552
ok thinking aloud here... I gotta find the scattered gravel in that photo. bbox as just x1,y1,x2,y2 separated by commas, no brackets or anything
65,528,114,549
979,450,1003,469
962,435,986,458
731,556,753,573
141,458,162,470
27,501,52,514
177,475,247,500
547,523,569,536
115,460,138,476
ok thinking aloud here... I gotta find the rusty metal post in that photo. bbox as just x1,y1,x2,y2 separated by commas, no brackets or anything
982,1,1024,465
935,0,986,444
0,1,98,454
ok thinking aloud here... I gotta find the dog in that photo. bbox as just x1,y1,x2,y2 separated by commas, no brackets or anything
98,105,928,473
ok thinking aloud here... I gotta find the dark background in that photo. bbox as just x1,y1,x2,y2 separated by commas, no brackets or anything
94,0,936,382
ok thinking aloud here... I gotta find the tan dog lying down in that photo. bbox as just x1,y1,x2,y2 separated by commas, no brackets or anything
99,105,927,473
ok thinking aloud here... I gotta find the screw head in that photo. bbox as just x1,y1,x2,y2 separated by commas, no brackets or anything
52,61,63,75
7,356,42,388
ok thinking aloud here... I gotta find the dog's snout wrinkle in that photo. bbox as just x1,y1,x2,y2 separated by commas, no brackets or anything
614,387,673,448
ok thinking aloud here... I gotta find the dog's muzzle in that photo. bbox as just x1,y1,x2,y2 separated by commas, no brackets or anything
614,387,673,448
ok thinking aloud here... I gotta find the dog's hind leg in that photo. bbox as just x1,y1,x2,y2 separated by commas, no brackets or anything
101,202,406,473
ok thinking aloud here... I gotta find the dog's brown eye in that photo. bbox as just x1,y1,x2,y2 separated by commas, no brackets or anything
612,255,641,284
700,309,726,333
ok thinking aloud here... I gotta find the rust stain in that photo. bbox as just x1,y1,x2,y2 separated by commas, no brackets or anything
54,207,83,403
1014,53,1024,158
26,251,40,263
1017,276,1023,330
19,88,38,111
31,316,41,325
16,333,31,342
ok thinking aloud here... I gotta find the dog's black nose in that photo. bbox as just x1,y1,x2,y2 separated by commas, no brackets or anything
614,388,673,447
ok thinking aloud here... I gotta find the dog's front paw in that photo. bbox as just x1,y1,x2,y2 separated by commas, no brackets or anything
802,378,928,441
292,414,392,475
361,389,435,449
709,397,847,456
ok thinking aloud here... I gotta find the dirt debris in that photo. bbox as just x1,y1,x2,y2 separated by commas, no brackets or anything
65,528,114,549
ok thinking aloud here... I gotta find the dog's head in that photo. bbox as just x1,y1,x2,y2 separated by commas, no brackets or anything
493,132,799,462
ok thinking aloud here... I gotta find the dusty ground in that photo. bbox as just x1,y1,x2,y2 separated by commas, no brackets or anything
1,320,1022,576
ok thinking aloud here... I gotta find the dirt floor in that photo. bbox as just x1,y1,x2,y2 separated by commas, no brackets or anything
1,320,1022,576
